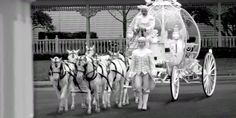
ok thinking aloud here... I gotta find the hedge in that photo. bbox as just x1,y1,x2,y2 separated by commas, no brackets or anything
38,31,98,39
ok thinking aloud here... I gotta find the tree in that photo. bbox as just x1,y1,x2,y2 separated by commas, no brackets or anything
184,7,214,26
32,10,55,32
221,7,236,36
108,6,138,38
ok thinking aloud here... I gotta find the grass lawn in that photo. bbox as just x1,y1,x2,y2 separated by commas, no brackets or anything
33,58,236,81
34,60,51,81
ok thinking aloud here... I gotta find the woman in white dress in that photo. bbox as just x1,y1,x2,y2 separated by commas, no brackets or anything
129,37,155,111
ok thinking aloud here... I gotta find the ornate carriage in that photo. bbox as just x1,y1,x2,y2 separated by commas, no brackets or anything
127,0,217,101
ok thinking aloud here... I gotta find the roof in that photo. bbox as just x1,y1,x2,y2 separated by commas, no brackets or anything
32,0,236,7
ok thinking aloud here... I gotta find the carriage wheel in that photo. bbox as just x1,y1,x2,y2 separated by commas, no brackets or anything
170,66,180,101
202,50,217,97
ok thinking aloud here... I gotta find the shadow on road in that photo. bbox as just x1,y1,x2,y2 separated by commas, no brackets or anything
165,93,208,105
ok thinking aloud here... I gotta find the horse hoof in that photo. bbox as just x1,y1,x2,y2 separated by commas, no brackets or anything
95,108,101,113
65,108,69,112
87,110,92,114
71,105,75,110
103,105,107,109
108,104,111,108
118,104,122,108
58,109,63,113
122,102,126,106
81,104,86,109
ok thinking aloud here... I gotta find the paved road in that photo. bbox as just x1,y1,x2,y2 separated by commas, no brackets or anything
34,81,236,118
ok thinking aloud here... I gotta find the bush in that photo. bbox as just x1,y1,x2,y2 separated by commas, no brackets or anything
58,32,74,39
38,31,98,39
38,32,46,39
73,31,98,39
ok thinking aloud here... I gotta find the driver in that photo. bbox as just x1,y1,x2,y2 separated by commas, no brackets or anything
134,5,155,40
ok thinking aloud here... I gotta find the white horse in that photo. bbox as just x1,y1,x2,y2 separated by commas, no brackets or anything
106,50,129,108
84,45,111,109
76,55,105,114
49,56,75,112
94,54,113,109
67,49,90,108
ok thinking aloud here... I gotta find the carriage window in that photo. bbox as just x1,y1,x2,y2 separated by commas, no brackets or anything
187,37,196,43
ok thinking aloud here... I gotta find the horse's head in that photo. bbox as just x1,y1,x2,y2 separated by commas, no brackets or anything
76,55,96,80
108,50,124,61
75,55,87,79
98,54,111,66
85,45,95,57
49,57,64,81
67,49,80,63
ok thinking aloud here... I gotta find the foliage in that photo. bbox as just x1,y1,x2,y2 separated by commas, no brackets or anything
38,31,98,39
221,7,236,36
108,6,137,38
32,10,55,31
184,7,214,26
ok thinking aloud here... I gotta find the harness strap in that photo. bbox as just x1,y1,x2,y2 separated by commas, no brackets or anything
57,80,61,92
110,60,129,82
98,64,113,90
110,61,118,82
117,57,130,72
84,63,97,81
64,61,83,91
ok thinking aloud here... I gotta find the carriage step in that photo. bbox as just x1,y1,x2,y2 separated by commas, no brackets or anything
153,78,170,84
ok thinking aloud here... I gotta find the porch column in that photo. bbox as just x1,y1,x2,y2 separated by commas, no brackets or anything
86,4,91,46
0,0,34,118
218,2,222,47
77,5,101,48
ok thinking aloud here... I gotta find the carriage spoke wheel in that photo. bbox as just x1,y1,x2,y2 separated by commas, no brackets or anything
170,66,180,101
202,50,217,97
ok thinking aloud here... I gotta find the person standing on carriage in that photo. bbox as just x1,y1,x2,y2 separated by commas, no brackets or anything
129,37,156,111
133,5,155,48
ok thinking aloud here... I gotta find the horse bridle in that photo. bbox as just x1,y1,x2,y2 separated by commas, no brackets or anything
49,61,65,79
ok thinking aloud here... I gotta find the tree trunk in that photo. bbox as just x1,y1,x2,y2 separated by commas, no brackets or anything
122,6,127,38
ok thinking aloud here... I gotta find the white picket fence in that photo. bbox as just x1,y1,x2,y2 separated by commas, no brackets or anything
33,36,236,54
33,38,126,54
201,36,236,48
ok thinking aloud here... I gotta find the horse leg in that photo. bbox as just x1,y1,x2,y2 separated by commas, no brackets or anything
102,87,108,109
107,72,114,108
126,92,130,105
114,82,120,105
62,86,69,111
54,83,62,110
95,90,101,112
65,97,69,112
70,80,76,110
122,80,129,105
81,94,87,109
86,90,92,114
134,89,139,103
59,87,67,112
118,79,124,108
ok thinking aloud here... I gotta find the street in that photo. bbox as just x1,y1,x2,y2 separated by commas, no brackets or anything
34,79,236,118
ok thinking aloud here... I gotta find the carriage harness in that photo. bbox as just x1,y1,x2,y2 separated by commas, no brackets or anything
107,56,130,83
